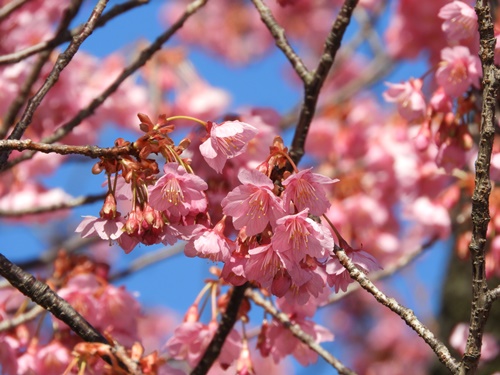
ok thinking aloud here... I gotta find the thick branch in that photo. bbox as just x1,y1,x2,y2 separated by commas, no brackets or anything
0,0,107,168
191,283,249,375
0,253,108,344
460,1,500,373
1,0,208,171
246,289,357,375
333,246,460,374
289,0,358,165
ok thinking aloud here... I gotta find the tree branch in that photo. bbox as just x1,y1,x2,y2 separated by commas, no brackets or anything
289,0,358,165
333,245,460,374
0,252,108,344
1,0,209,171
246,288,357,375
0,0,29,22
191,283,249,375
460,1,500,373
0,0,107,168
250,0,310,83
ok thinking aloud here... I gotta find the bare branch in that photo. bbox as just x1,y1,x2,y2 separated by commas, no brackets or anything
0,0,86,138
246,289,357,375
0,139,135,158
487,285,500,302
191,283,249,375
333,245,460,374
459,1,500,373
110,243,185,281
0,304,45,332
1,0,209,171
0,252,108,344
0,192,105,217
0,0,29,22
0,0,107,168
250,0,310,83
326,237,437,305
290,0,358,165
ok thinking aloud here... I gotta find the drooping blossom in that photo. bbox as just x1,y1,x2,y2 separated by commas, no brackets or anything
75,215,124,241
383,78,427,123
435,46,481,97
282,169,338,216
184,218,235,262
222,169,285,236
438,1,478,43
200,120,258,173
272,209,334,262
244,243,283,289
149,163,208,217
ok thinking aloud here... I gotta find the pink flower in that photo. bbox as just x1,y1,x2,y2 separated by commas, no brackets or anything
222,169,285,236
75,215,124,240
35,341,71,375
438,1,478,43
282,168,338,216
244,243,282,289
200,120,258,173
326,247,381,292
149,163,208,217
185,219,235,262
166,321,241,368
383,78,427,123
272,209,334,262
174,81,230,120
404,197,451,239
436,46,481,97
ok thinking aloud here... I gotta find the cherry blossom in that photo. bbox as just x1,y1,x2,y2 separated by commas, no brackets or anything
435,46,481,97
383,79,427,123
438,1,478,43
200,120,258,173
222,168,285,236
149,163,208,217
282,168,339,215
75,215,124,241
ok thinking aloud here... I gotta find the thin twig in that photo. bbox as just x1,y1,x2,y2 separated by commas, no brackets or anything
333,245,460,374
289,0,359,165
326,237,437,304
460,1,500,373
0,139,135,158
0,304,45,332
246,289,357,375
1,0,209,171
487,285,500,302
0,0,29,21
110,243,185,281
0,0,108,168
250,0,310,83
0,0,86,138
0,192,105,217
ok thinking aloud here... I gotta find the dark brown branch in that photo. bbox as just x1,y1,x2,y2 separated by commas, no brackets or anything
0,0,107,168
460,1,500,373
191,283,249,375
0,252,109,344
289,0,358,165
333,245,460,374
1,0,208,171
246,289,357,375
250,0,310,83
